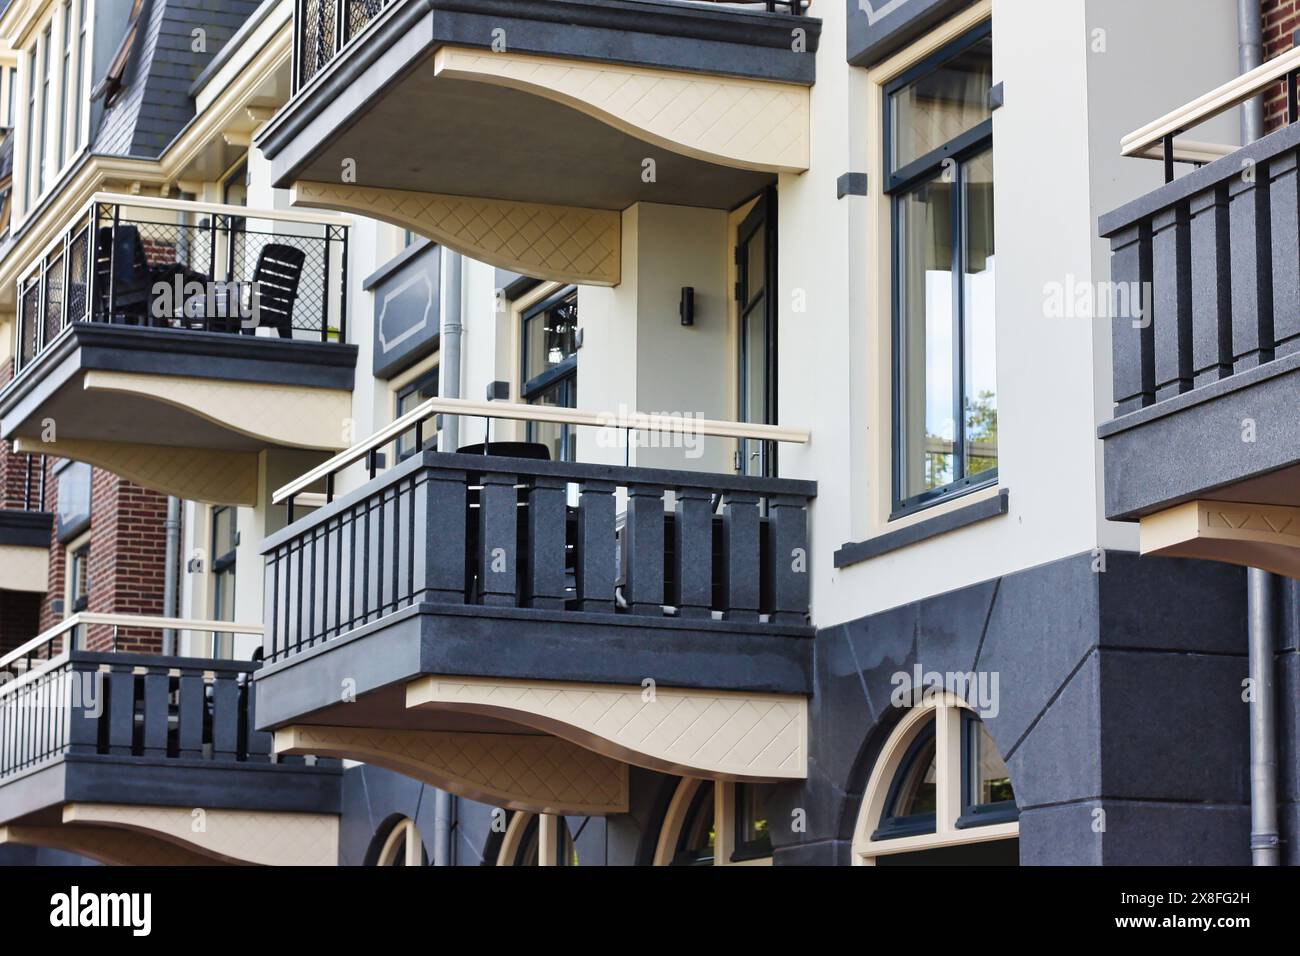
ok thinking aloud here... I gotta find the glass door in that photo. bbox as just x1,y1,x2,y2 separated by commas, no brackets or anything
736,189,777,476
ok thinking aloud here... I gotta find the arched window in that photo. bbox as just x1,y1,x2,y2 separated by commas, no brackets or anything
853,694,1018,865
654,778,774,866
495,812,578,866
372,818,427,867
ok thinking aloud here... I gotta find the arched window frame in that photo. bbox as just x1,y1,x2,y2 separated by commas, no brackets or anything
653,778,774,867
852,692,1017,865
374,818,426,866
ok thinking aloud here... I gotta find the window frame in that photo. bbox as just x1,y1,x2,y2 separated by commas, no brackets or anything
520,284,579,460
884,22,997,518
957,709,1018,829
210,505,238,658
392,357,440,460
65,530,91,615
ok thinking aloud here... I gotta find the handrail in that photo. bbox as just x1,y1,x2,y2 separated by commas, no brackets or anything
273,396,812,505
86,191,353,228
1121,45,1300,159
0,613,264,673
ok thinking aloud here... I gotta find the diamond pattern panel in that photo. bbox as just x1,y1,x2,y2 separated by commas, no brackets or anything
409,677,807,780
292,182,621,286
435,48,810,173
277,726,628,815
63,804,339,866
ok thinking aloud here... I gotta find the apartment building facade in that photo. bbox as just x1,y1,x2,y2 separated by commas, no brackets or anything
0,0,1297,868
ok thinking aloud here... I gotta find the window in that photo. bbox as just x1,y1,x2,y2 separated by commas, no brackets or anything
657,779,775,866
395,364,439,459
732,783,773,862
521,286,578,462
55,460,92,541
38,24,51,196
6,67,16,127
494,812,578,866
371,818,427,866
886,25,996,514
853,695,1018,865
73,0,86,152
59,1,71,163
25,41,37,207
68,537,90,613
211,506,238,658
672,781,716,866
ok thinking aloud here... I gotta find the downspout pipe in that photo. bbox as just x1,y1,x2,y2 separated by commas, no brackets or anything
432,246,464,864
1239,0,1280,867
1240,0,1265,144
161,496,180,656
441,248,463,454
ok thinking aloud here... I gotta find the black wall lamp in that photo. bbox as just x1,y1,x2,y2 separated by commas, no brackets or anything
679,286,695,326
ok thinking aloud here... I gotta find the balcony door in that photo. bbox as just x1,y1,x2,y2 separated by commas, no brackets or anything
736,188,777,477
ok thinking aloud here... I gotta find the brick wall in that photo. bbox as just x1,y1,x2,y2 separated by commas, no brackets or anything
1265,0,1299,132
36,464,170,653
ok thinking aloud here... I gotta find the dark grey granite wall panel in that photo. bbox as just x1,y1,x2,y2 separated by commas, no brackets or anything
775,551,1261,867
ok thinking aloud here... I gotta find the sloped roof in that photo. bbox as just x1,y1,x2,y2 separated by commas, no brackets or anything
93,0,264,159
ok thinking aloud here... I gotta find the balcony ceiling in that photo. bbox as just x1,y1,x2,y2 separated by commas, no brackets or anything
277,69,777,211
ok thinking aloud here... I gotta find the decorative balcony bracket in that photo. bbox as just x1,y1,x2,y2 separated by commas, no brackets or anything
1141,500,1300,579
290,181,621,286
431,47,811,175
406,675,809,783
0,804,339,866
274,724,629,816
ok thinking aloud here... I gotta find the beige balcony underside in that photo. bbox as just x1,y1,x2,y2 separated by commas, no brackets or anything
431,48,810,175
12,371,350,506
406,676,808,782
275,725,630,816
0,544,49,592
17,437,260,506
274,676,805,815
0,804,338,866
291,181,622,286
1141,500,1300,579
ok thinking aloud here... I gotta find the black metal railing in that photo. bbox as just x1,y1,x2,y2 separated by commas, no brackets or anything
1101,124,1300,417
293,0,808,90
13,198,350,375
0,650,293,779
262,451,815,664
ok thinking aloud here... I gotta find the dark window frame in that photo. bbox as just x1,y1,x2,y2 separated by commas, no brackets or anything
395,363,440,460
731,783,774,863
956,710,1019,829
671,781,717,867
520,285,579,460
68,537,90,613
885,23,997,517
871,717,938,840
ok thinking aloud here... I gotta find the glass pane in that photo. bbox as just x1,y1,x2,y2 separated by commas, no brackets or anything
396,366,439,459
898,173,955,501
737,784,771,852
972,722,1014,806
212,507,237,559
892,731,938,818
56,462,92,535
963,148,997,481
523,291,578,384
890,36,992,172
675,782,716,866
744,227,765,307
526,375,574,462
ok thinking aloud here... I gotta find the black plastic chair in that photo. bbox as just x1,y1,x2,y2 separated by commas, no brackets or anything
244,243,305,338
95,226,151,324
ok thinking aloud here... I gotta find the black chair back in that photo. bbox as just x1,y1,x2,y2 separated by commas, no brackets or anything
95,225,150,320
250,243,305,338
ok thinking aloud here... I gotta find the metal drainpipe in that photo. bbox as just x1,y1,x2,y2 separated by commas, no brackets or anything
440,248,464,454
161,496,181,656
431,246,464,864
1239,0,1265,144
1238,0,1280,867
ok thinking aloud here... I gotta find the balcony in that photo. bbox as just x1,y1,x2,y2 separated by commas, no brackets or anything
1099,49,1300,577
0,195,357,507
256,398,815,815
0,615,341,866
260,0,818,285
